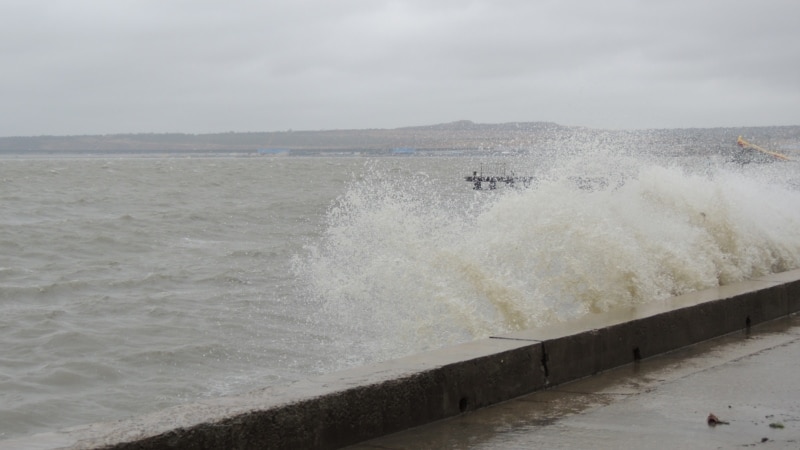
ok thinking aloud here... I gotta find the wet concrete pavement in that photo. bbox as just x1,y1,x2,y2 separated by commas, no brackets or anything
350,314,800,449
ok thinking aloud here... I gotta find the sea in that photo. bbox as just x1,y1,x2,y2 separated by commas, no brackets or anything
2,143,800,440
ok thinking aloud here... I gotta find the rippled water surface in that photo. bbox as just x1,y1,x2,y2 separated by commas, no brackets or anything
2,149,800,439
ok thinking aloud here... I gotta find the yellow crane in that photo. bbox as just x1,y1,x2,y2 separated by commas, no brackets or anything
736,136,791,161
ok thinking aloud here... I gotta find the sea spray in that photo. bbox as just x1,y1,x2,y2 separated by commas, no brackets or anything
2,152,797,439
300,153,800,368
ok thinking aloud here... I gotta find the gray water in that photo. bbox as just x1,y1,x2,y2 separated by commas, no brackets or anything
2,150,800,440
1,156,363,438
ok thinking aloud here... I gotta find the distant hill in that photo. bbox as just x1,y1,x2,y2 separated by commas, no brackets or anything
1,121,798,156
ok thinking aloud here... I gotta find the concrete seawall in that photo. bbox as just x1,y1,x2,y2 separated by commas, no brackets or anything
6,269,800,450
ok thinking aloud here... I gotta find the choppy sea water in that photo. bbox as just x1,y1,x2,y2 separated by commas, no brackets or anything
2,147,800,439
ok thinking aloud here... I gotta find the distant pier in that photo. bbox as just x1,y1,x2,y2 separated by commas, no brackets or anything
465,163,533,189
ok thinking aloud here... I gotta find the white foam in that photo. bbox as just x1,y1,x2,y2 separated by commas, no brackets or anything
301,154,800,365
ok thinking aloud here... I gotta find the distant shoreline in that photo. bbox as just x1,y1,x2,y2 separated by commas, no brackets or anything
1,121,798,156
0,148,482,158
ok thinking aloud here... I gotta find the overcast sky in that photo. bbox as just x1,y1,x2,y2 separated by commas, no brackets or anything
1,0,799,136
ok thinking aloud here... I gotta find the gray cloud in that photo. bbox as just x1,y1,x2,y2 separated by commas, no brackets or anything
1,0,798,136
